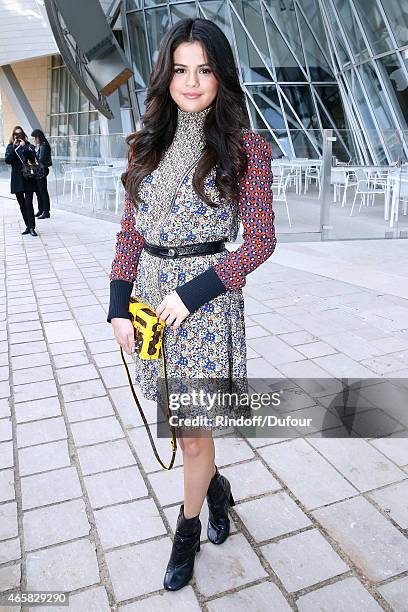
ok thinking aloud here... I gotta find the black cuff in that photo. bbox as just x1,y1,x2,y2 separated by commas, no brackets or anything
175,267,227,314
107,279,134,323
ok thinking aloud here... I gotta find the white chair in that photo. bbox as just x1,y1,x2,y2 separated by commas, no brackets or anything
81,167,95,205
272,172,292,227
62,163,74,197
304,163,321,196
331,168,356,207
92,169,118,211
389,176,408,227
279,164,299,193
350,168,387,216
68,167,89,202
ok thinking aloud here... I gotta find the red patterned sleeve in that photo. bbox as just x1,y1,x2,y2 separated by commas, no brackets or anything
213,129,276,289
107,157,145,323
109,190,145,283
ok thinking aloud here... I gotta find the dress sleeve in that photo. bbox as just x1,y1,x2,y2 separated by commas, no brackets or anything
175,130,276,313
107,181,145,323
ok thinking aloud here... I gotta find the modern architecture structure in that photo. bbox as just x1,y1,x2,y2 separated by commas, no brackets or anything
1,0,407,165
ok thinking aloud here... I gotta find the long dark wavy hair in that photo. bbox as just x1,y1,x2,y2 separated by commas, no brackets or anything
123,18,249,209
31,129,50,147
9,125,28,144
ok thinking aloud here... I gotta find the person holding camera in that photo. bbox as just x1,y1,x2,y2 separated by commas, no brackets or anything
31,129,52,219
5,125,38,236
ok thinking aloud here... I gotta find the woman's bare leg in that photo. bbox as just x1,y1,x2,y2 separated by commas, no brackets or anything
178,428,216,519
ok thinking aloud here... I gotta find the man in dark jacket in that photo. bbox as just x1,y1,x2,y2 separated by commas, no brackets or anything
5,126,38,236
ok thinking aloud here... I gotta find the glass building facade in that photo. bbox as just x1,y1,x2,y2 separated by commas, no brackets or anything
49,55,100,137
122,0,408,163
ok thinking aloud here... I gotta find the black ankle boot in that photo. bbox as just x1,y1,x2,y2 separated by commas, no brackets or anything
163,503,201,591
206,465,235,545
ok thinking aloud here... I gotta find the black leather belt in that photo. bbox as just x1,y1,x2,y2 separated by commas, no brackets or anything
143,239,226,259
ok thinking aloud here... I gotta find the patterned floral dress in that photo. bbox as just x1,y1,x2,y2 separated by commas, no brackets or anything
109,105,276,429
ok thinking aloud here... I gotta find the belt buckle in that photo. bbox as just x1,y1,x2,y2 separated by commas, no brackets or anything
167,247,176,258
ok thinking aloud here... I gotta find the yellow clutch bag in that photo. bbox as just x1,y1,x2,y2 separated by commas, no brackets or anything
119,297,177,470
128,297,165,359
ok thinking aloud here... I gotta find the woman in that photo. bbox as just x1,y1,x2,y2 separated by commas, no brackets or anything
108,18,276,591
31,128,52,219
5,126,38,236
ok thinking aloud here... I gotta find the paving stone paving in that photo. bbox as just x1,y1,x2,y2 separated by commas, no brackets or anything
0,198,408,610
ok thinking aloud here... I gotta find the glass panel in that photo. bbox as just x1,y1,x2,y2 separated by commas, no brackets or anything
68,114,77,135
383,53,408,128
344,69,376,130
58,115,68,136
263,3,306,81
50,115,58,137
118,82,131,108
270,130,291,158
126,0,143,8
231,1,273,76
246,85,286,129
382,130,406,162
296,0,331,59
127,11,151,88
51,68,60,114
145,7,171,66
296,8,335,81
262,0,306,73
136,90,147,116
89,112,99,135
327,130,407,240
69,75,79,114
281,85,321,129
199,2,233,46
170,2,197,24
121,108,134,134
358,62,396,130
78,112,88,135
144,0,166,6
230,6,273,82
289,129,319,158
323,3,350,66
59,69,68,113
381,0,408,48
352,0,393,55
333,0,369,64
314,86,346,129
79,89,90,113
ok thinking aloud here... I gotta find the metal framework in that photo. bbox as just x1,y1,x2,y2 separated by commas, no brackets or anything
122,0,408,163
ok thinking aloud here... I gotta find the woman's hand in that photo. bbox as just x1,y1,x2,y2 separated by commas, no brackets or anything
156,291,190,330
111,318,135,354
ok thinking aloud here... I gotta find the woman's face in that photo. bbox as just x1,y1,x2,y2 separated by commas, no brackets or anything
169,41,218,113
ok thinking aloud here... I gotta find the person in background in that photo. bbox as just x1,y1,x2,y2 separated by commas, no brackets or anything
5,126,38,236
31,129,52,219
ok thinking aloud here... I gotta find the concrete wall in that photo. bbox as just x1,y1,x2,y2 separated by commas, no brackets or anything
1,55,50,143
0,0,57,65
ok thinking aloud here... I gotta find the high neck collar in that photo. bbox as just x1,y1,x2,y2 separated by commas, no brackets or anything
176,104,212,133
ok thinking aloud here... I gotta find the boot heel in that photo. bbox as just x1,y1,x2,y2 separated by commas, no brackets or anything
229,491,235,506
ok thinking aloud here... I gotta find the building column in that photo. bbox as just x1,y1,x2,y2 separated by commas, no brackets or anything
0,64,42,133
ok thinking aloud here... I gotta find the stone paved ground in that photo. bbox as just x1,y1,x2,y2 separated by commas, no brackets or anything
0,195,408,611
